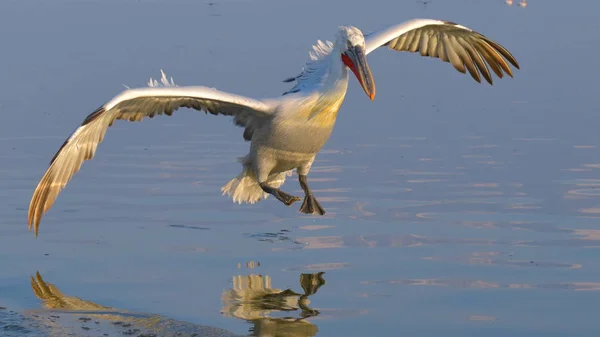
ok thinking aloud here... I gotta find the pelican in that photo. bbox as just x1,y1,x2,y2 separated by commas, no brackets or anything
28,18,520,235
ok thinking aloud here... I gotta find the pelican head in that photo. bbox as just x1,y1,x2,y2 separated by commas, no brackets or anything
337,26,376,100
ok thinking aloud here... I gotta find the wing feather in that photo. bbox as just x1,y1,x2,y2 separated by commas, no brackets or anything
451,35,480,83
28,84,272,235
364,18,520,85
457,36,492,84
408,29,421,53
419,32,430,56
478,40,514,77
437,38,449,63
474,41,505,78
428,34,439,58
443,34,466,74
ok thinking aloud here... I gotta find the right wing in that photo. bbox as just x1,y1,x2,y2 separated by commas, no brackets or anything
28,75,273,235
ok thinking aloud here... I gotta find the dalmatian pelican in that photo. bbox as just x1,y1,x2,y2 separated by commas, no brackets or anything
28,18,520,235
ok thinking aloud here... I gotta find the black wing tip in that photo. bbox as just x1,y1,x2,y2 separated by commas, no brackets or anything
49,137,70,165
49,105,106,166
511,59,521,70
81,105,106,126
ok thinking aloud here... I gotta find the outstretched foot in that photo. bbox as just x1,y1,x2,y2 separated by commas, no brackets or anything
260,183,301,206
298,174,326,215
299,193,326,215
276,190,302,206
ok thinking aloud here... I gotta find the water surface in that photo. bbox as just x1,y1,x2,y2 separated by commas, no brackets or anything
2,0,600,336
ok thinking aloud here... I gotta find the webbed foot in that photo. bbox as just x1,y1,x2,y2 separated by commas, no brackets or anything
260,183,301,206
298,174,326,215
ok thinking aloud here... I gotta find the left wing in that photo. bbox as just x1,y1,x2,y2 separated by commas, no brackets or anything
364,18,520,84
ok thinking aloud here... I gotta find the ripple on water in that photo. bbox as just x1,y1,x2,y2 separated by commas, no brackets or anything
294,230,600,250
568,189,600,197
422,252,582,269
283,263,351,272
360,279,600,291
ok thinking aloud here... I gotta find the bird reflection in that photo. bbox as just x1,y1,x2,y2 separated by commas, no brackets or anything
29,271,241,337
28,269,326,337
221,270,326,337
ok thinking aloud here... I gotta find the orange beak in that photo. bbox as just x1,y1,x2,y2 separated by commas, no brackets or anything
342,45,376,100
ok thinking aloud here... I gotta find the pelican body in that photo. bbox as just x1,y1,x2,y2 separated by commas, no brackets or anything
28,19,520,235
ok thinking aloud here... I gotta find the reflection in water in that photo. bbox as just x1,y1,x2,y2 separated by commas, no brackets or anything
27,270,327,337
221,270,326,337
28,271,241,337
245,229,302,245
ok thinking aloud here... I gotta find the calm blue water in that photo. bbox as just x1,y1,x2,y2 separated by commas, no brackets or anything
2,0,600,336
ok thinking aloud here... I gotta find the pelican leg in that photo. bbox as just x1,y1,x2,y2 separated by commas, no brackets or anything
259,183,301,206
298,175,326,215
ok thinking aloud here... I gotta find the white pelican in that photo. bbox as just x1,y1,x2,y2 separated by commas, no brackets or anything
28,18,520,235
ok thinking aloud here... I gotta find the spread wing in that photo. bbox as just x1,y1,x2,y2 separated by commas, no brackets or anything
28,78,273,235
364,18,520,84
